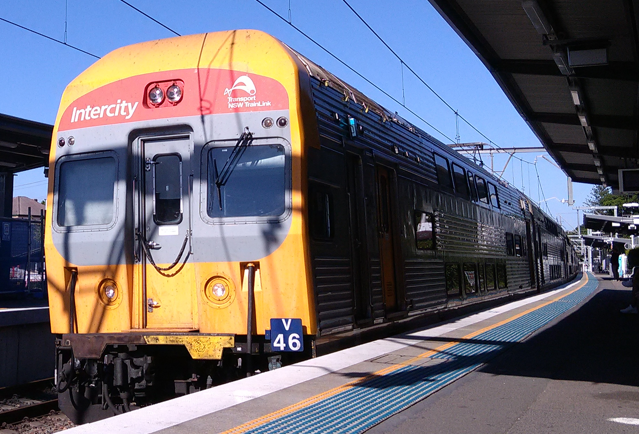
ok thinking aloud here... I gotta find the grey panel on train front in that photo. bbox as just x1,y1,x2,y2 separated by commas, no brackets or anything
52,111,292,266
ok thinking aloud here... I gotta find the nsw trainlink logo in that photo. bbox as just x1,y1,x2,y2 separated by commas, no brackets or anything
70,100,139,123
224,75,272,110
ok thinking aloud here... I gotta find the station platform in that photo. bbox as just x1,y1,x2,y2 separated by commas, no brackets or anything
64,273,639,433
0,299,53,388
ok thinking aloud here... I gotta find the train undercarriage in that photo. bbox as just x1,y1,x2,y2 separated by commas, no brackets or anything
55,334,312,424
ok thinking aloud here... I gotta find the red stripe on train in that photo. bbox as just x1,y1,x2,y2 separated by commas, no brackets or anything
58,68,289,131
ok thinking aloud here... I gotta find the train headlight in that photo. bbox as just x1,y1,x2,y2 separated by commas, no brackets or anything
167,84,183,103
203,275,235,308
104,284,116,300
212,283,227,298
149,86,164,105
97,279,121,308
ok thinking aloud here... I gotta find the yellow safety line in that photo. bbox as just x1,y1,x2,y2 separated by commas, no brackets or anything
223,274,591,434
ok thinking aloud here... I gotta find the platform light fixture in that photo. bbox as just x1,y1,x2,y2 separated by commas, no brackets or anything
570,90,581,106
578,114,588,127
522,0,554,35
552,51,572,75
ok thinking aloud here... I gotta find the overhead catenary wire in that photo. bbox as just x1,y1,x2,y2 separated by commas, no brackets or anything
340,0,545,171
14,180,49,189
254,0,456,143
535,160,550,213
4,0,555,215
0,16,100,59
118,0,181,36
257,0,552,210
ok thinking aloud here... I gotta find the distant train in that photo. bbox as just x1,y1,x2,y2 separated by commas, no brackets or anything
45,29,578,423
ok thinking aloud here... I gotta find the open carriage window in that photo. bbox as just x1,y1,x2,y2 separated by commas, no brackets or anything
488,182,500,208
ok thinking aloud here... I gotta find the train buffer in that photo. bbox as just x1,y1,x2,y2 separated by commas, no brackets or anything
62,273,639,434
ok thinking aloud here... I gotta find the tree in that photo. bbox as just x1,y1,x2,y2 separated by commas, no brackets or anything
584,185,639,215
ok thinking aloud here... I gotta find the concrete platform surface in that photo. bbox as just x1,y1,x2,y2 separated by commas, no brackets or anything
58,272,639,433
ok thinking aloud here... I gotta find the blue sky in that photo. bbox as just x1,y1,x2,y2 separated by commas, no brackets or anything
1,0,591,230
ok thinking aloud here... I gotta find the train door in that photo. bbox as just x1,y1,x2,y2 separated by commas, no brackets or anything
525,220,536,289
136,135,194,329
376,165,398,311
347,154,370,323
537,230,545,286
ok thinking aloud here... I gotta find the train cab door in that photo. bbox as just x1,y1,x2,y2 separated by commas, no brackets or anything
376,165,398,312
136,135,194,330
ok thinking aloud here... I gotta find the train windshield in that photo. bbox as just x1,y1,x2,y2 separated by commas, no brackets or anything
207,144,286,218
57,156,116,227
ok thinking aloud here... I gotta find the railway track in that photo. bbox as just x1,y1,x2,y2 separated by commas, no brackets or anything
0,378,74,433
0,398,59,424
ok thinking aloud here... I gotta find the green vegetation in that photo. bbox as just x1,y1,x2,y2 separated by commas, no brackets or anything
585,185,639,215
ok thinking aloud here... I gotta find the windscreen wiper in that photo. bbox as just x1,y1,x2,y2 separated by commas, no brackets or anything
217,129,253,187
213,129,254,210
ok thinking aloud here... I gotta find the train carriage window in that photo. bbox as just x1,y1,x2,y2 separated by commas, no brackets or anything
475,176,489,204
485,263,496,291
451,164,470,199
207,144,286,218
57,156,116,227
309,184,334,240
463,263,477,294
433,154,453,189
478,263,486,292
487,183,500,208
497,264,508,289
467,171,478,202
445,263,461,297
415,211,435,250
514,234,522,257
153,154,182,225
506,233,515,256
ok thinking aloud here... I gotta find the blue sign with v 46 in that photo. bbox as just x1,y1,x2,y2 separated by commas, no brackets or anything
269,318,304,352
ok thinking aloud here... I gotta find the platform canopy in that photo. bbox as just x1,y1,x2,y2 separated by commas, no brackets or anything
583,213,639,235
428,0,639,189
0,113,52,172
582,234,635,248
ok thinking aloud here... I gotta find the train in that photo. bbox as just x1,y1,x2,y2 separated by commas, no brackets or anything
44,29,579,423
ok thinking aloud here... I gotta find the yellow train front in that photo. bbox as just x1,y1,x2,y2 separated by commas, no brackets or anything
46,30,318,423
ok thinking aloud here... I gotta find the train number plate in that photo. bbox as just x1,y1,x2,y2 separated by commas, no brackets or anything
268,318,304,352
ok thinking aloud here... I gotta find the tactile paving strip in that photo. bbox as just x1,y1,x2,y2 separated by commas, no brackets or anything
226,274,598,434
